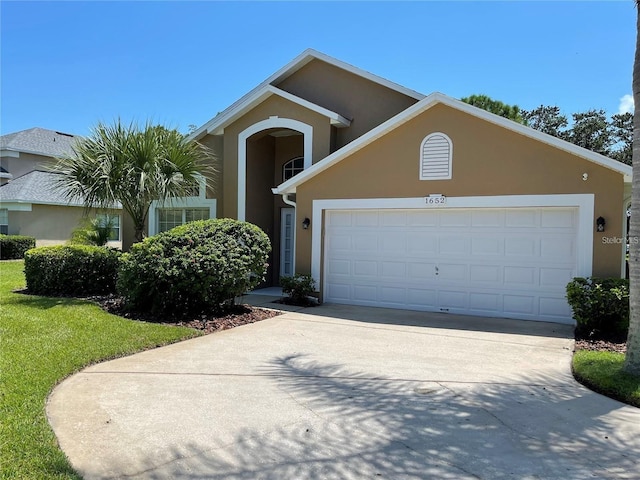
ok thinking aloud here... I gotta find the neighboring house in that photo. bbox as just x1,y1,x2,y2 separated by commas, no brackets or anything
178,48,631,324
0,127,122,247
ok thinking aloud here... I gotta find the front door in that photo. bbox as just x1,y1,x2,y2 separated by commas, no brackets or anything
280,208,295,278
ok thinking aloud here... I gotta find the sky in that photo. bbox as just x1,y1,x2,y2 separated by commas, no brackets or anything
1,1,637,137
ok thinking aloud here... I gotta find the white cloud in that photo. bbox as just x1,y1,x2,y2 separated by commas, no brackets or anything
619,94,634,114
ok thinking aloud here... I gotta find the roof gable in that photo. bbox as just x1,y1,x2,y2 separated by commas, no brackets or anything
188,49,422,142
273,92,632,195
195,85,351,138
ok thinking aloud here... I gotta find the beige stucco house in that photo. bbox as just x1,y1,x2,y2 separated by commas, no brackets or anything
0,128,122,247
173,49,631,324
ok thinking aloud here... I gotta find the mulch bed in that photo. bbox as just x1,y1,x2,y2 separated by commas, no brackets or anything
86,294,283,334
574,339,627,354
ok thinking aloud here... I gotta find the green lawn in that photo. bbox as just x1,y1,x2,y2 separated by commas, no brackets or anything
0,261,201,479
573,350,640,408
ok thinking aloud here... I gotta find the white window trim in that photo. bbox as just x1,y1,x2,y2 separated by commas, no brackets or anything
311,194,595,291
148,175,217,236
96,213,121,242
420,132,452,181
238,117,312,221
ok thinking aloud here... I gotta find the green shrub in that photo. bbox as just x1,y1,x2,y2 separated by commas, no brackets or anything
280,274,316,304
566,277,629,339
117,219,271,315
0,235,36,259
24,245,121,296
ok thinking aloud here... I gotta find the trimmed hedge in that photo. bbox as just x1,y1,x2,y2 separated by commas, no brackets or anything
24,245,121,296
0,235,36,259
566,277,629,339
117,219,271,315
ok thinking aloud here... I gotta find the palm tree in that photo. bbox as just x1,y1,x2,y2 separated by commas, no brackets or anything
625,2,640,376
54,120,214,243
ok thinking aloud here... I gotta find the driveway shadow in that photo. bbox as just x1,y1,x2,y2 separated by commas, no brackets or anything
124,354,638,479
277,302,575,340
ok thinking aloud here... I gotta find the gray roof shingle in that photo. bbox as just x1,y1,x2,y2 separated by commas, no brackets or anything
0,170,85,206
0,127,79,158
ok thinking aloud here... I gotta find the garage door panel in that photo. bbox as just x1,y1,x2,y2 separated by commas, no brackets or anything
504,266,536,285
503,295,536,315
437,263,467,282
470,265,502,283
540,237,575,258
541,209,575,228
407,289,438,306
409,262,436,279
324,207,578,323
408,235,438,255
408,211,438,226
355,211,378,226
353,284,378,302
471,210,504,228
380,211,407,226
540,267,575,287
539,297,572,318
326,283,351,300
353,260,377,277
328,234,352,251
505,237,537,256
327,259,351,276
439,210,471,227
469,292,501,312
505,209,538,227
438,237,468,255
329,211,353,226
380,286,406,303
439,290,468,309
380,233,406,253
381,261,406,278
471,237,503,255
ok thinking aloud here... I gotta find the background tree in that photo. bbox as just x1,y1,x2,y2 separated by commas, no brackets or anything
611,112,633,165
461,94,527,124
521,105,568,137
564,109,615,157
625,1,640,376
55,120,214,243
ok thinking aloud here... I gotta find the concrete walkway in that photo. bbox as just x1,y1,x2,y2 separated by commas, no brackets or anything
47,305,640,479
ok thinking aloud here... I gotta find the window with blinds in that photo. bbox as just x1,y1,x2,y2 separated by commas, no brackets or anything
419,132,452,180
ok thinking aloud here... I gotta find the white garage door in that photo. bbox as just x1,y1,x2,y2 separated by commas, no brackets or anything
324,207,578,323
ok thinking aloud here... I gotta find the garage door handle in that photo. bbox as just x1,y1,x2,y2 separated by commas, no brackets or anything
435,266,439,275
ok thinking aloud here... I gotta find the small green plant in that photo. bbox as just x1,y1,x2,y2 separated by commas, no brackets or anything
117,219,271,315
24,245,121,296
70,216,117,246
280,273,316,305
566,277,629,340
0,234,36,259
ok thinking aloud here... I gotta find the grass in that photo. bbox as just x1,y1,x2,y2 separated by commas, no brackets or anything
0,261,201,479
572,350,640,408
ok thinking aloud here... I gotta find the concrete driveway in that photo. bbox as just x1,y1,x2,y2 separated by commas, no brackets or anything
47,304,640,479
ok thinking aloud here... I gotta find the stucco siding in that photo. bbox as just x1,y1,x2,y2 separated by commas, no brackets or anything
9,205,123,249
276,59,419,149
294,104,625,279
221,95,332,219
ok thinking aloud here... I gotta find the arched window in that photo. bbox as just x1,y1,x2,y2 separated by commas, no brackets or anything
283,156,304,181
420,132,452,180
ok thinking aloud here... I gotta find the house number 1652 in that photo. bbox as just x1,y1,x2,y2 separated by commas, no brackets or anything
425,195,446,205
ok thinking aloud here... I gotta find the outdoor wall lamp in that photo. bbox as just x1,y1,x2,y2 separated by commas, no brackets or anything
596,216,606,232
302,218,311,230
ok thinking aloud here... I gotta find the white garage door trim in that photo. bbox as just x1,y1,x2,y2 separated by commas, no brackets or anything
312,194,594,318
